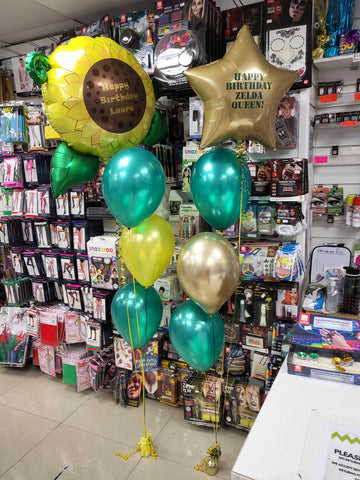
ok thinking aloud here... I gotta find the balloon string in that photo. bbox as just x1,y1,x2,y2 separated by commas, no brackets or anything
129,228,147,437
126,301,138,382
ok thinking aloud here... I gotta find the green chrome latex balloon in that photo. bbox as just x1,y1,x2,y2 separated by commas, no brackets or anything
111,282,163,349
102,147,165,228
169,300,224,371
190,148,251,231
142,110,168,147
51,142,99,198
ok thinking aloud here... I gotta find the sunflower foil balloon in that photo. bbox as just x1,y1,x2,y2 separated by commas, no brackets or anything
26,37,155,161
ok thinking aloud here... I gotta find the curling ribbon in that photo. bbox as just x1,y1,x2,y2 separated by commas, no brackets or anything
194,442,222,472
115,432,158,459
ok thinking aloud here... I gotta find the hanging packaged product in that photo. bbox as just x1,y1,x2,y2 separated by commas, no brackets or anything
2,156,23,188
25,104,47,151
37,186,56,218
76,254,90,284
351,196,360,228
87,236,119,291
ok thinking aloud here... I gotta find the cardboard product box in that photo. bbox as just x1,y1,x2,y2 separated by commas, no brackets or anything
87,236,119,291
181,146,209,193
249,161,272,197
265,0,313,90
182,372,224,426
223,315,241,343
239,242,280,281
114,336,133,370
160,300,181,329
169,188,189,221
154,272,181,301
223,2,264,48
287,312,360,385
126,372,143,407
275,95,298,149
153,0,223,92
241,323,268,350
134,338,159,372
158,360,180,407
271,158,308,197
118,10,155,75
179,203,209,241
223,379,261,431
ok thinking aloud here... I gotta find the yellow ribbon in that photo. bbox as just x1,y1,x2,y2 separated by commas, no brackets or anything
194,442,221,472
115,432,158,459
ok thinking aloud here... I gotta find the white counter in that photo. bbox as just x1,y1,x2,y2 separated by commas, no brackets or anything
232,362,360,480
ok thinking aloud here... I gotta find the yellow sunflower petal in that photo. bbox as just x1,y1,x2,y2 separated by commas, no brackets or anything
80,119,102,140
46,103,77,133
66,100,89,121
64,81,83,100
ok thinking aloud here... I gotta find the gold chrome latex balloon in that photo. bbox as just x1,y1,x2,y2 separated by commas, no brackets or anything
184,25,299,149
177,232,240,315
40,37,155,160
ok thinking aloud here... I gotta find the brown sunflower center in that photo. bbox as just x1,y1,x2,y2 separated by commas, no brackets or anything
83,58,146,134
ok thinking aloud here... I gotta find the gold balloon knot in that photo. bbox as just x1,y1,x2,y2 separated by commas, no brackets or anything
115,432,158,460
139,432,158,458
194,442,222,472
235,145,249,169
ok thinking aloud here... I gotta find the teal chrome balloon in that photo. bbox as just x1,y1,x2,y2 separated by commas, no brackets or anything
102,147,165,227
169,300,224,371
190,148,251,231
111,282,163,349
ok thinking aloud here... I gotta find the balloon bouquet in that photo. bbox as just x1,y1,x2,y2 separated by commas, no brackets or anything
25,25,298,468
26,36,172,459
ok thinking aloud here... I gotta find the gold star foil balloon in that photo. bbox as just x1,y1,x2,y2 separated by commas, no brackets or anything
184,26,299,149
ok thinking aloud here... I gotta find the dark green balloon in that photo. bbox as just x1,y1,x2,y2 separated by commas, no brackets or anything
142,110,168,147
190,148,251,231
102,147,165,228
169,300,224,371
51,142,99,198
111,282,163,349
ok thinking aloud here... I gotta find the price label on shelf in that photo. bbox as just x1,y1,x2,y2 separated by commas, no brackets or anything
355,93,360,101
353,52,360,63
320,94,338,103
341,120,357,127
314,156,328,164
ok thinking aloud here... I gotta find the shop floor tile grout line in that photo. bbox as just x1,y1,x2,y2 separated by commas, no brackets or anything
58,422,138,451
0,423,62,478
0,401,60,425
149,406,178,442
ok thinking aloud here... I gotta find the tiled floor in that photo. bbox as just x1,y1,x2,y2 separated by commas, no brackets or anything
0,365,247,479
